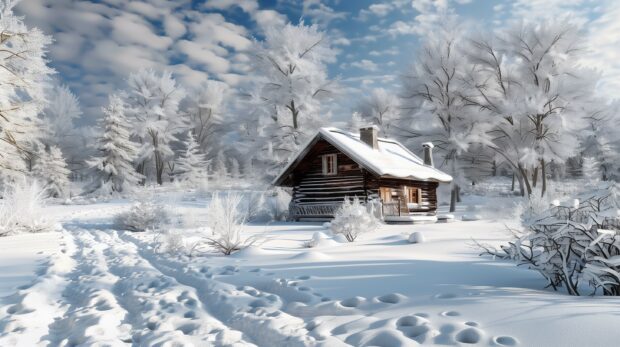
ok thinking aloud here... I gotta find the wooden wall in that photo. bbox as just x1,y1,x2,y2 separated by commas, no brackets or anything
291,140,366,208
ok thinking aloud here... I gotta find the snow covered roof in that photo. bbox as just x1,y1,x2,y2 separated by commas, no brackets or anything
272,127,453,185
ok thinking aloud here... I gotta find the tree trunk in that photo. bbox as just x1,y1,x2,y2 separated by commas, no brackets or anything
511,173,515,191
518,164,532,197
289,100,299,130
540,159,547,197
492,160,497,176
532,167,538,188
155,152,164,185
136,161,146,185
456,185,461,203
450,184,457,213
517,164,532,198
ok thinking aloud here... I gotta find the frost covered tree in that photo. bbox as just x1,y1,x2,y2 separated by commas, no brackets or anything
125,69,186,185
463,21,595,197
582,157,601,182
229,157,240,180
86,95,142,194
580,102,620,181
185,80,228,154
399,24,490,212
247,21,337,174
356,88,400,136
42,84,84,172
43,84,81,145
32,145,70,198
212,149,228,184
0,1,54,178
176,133,207,184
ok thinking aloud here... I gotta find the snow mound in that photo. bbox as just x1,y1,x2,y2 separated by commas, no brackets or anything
304,231,340,248
230,245,270,258
290,250,332,261
437,214,455,223
346,328,419,347
462,214,482,221
332,234,349,243
408,232,425,244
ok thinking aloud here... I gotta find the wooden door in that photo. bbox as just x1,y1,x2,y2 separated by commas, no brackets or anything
380,187,392,202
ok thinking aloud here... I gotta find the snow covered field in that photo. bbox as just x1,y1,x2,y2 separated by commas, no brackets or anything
2,194,620,347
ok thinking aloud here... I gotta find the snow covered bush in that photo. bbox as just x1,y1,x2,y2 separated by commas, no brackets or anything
204,192,257,255
330,197,380,242
243,188,291,222
479,182,620,295
0,177,54,236
114,198,170,232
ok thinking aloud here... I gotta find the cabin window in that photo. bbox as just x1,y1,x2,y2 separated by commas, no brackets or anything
322,154,337,175
405,186,422,204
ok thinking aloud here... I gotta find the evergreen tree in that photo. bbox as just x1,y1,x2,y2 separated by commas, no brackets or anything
32,145,70,198
176,133,207,184
582,157,601,182
86,95,142,194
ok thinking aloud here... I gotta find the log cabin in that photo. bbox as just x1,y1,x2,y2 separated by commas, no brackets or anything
272,126,453,223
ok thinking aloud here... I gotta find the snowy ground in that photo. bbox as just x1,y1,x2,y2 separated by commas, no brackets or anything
2,192,620,346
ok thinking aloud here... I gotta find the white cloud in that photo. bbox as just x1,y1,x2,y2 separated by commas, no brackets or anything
302,0,347,27
351,59,378,72
368,3,392,16
14,0,265,121
333,37,351,46
203,0,259,14
254,10,287,31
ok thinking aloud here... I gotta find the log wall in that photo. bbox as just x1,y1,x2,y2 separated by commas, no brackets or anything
288,139,439,219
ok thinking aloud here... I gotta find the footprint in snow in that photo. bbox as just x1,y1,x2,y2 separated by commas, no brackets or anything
376,293,407,304
440,311,461,317
433,293,458,299
454,327,484,344
339,296,366,308
494,335,518,346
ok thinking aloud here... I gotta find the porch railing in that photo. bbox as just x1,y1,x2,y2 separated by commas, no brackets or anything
290,203,340,219
382,198,404,217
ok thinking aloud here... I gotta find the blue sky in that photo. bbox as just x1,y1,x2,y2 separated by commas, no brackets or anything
14,0,620,123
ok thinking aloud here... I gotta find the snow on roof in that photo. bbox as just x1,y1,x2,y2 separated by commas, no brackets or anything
273,127,453,185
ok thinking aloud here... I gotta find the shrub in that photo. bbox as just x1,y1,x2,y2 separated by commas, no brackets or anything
0,177,55,236
478,182,620,295
330,197,380,242
115,199,170,232
204,192,257,255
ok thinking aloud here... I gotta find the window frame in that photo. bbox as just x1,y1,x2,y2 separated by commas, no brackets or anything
322,154,338,176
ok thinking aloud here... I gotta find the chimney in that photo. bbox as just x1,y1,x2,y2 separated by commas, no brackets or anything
422,142,434,167
360,125,379,150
